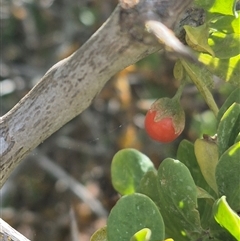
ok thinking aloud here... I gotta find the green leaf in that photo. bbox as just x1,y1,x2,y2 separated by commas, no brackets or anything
217,87,240,124
130,228,152,241
194,0,215,11
181,60,219,117
177,140,211,192
91,227,108,241
235,132,240,142
139,171,161,207
208,31,240,59
157,158,202,240
213,196,240,240
208,0,237,16
197,186,215,200
139,170,185,240
191,110,217,137
111,148,156,195
138,172,176,239
181,59,214,88
184,24,214,55
173,60,184,81
107,193,165,241
194,138,219,194
215,142,240,212
209,15,240,34
194,0,237,16
198,53,240,86
176,137,218,230
217,103,240,156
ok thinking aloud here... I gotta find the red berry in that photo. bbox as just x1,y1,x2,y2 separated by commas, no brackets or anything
144,97,185,143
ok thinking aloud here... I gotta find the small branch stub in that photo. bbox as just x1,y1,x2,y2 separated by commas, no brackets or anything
119,0,197,61
119,0,139,9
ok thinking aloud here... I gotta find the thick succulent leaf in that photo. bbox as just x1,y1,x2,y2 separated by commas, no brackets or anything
130,228,152,241
184,24,214,55
208,0,238,16
198,53,240,86
208,31,240,59
156,158,203,240
217,103,240,156
213,196,240,240
194,138,219,194
91,227,108,241
107,193,165,241
215,142,240,212
177,140,211,192
217,87,240,124
111,148,156,195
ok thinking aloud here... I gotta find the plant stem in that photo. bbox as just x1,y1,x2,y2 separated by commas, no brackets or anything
181,60,219,117
173,83,185,101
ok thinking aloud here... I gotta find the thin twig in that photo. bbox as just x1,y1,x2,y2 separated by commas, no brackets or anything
35,153,108,217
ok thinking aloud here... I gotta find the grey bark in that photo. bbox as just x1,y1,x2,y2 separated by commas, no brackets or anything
0,219,31,241
0,1,205,187
0,1,204,239
0,5,160,187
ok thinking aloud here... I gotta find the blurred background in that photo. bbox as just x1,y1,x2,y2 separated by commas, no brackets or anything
0,0,234,240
